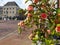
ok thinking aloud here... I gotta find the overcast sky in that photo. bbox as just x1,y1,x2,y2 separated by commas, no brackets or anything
0,0,32,9
0,0,57,9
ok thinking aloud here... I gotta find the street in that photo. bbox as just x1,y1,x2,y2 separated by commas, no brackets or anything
0,20,32,45
0,20,19,39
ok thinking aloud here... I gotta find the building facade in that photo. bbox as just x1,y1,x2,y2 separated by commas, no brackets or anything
0,6,3,17
3,2,20,18
0,0,60,20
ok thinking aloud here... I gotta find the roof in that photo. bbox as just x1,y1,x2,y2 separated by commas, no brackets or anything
4,1,19,6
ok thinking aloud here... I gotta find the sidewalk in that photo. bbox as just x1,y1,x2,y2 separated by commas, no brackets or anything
0,30,32,45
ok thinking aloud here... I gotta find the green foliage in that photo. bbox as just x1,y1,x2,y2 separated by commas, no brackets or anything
56,8,60,13
18,9,26,15
18,26,22,34
18,0,59,45
25,0,29,3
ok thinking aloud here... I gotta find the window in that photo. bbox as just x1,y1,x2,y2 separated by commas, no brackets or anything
4,11,5,14
13,11,14,13
10,8,11,10
6,11,8,14
7,8,8,10
13,8,14,9
4,8,5,10
10,11,11,13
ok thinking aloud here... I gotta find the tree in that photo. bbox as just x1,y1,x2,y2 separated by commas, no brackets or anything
18,9,26,14
18,0,60,45
18,9,26,20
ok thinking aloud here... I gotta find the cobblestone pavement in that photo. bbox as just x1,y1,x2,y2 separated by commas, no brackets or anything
0,20,60,45
0,20,32,45
0,31,32,45
0,20,19,38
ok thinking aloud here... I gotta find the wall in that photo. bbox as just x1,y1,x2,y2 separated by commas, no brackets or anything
3,6,18,17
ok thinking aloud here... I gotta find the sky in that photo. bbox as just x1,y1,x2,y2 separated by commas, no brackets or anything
0,0,57,9
0,0,32,9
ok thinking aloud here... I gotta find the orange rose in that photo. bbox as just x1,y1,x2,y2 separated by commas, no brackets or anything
56,26,60,32
27,5,33,11
27,13,32,17
58,13,60,16
33,0,39,3
18,21,25,27
47,30,51,35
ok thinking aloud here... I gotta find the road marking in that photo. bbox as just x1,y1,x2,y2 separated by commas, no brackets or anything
0,30,17,40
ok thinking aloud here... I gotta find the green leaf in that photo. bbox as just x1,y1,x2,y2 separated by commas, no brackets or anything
57,24,60,26
18,26,22,34
50,23,55,30
24,11,28,15
45,39,50,45
42,0,46,3
57,8,60,13
25,0,28,3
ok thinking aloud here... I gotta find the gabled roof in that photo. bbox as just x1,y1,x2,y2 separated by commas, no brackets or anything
4,1,19,6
